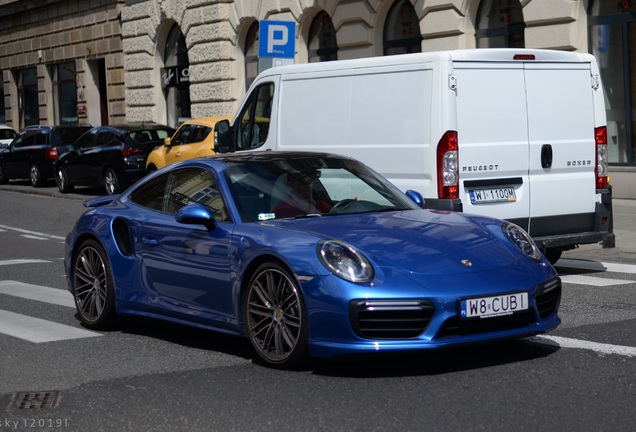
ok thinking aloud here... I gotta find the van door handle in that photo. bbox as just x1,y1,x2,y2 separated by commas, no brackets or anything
541,144,553,168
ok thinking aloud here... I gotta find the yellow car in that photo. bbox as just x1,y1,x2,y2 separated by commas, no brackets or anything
146,115,232,172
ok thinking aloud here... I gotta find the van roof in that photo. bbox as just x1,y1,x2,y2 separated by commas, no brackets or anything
255,48,596,79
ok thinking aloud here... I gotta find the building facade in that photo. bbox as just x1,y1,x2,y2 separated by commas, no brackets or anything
1,0,636,198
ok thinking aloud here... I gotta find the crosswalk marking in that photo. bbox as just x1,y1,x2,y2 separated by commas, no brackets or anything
557,258,636,274
531,335,636,358
0,310,101,343
0,223,66,240
0,280,102,343
0,259,51,266
0,280,75,308
555,258,636,287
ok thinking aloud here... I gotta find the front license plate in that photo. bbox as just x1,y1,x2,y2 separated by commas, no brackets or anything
460,292,528,319
469,187,516,204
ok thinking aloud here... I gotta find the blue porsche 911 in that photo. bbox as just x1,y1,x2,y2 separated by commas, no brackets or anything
65,151,561,368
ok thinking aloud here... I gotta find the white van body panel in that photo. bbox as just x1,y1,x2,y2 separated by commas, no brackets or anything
222,49,613,254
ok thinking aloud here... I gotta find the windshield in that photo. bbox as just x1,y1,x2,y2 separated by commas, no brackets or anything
224,155,419,222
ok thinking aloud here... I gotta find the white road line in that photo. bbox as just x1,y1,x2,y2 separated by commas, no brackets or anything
557,258,636,274
0,223,65,241
0,259,51,266
0,280,75,308
559,274,633,287
0,310,101,343
21,234,50,240
531,335,636,358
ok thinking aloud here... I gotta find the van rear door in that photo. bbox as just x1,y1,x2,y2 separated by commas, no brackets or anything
454,62,532,226
524,62,597,237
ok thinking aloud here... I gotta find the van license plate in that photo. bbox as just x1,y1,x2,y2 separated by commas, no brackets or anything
460,292,528,319
469,187,516,204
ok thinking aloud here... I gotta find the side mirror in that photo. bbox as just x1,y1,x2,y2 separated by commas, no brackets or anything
164,137,171,147
175,204,217,231
405,190,424,207
214,120,234,153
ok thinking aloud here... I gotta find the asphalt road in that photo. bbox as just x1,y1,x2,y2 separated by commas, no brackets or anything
0,181,634,432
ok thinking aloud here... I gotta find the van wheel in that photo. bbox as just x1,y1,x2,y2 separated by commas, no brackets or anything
30,164,44,187
544,248,562,265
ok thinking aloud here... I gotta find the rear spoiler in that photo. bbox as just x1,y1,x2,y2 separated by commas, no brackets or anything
83,195,118,208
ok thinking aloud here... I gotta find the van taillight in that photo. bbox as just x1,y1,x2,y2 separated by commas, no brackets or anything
437,130,459,199
595,126,608,189
45,147,58,160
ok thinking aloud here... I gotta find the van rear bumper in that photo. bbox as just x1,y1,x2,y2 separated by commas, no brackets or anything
427,189,614,251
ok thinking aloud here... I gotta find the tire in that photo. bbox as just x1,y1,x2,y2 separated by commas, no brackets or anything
72,239,117,329
104,168,121,194
146,164,157,174
244,262,308,368
544,248,562,265
56,167,74,193
0,165,7,184
30,163,44,187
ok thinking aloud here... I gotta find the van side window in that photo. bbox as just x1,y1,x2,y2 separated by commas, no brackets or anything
236,83,274,150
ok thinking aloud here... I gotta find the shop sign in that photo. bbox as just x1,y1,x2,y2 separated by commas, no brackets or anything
161,65,190,88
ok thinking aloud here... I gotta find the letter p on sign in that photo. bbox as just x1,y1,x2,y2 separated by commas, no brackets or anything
259,21,296,58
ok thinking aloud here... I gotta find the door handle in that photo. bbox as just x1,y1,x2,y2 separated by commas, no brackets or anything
142,236,159,246
541,144,553,169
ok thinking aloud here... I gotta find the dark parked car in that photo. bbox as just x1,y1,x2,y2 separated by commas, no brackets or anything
0,125,91,187
55,124,175,194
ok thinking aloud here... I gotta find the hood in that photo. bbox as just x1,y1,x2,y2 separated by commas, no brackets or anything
269,210,517,275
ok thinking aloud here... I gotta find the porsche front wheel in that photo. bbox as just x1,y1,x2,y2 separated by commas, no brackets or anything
244,263,308,368
72,239,117,329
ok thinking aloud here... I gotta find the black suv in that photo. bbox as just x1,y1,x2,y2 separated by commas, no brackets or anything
0,125,91,187
55,124,175,194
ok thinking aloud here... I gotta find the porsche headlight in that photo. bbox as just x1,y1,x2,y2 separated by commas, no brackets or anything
317,240,374,283
503,222,543,262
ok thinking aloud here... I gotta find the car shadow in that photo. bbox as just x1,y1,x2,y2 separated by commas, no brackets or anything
553,258,608,275
85,312,559,376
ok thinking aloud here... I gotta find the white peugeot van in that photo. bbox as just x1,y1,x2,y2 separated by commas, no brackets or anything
215,49,614,264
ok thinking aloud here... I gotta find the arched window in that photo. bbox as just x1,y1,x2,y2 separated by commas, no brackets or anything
308,12,338,62
475,0,525,48
163,24,191,127
383,0,422,56
244,22,259,90
589,0,636,165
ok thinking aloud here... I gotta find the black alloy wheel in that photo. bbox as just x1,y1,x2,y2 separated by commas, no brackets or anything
244,262,308,368
72,239,117,329
30,163,44,187
56,167,74,193
104,168,121,195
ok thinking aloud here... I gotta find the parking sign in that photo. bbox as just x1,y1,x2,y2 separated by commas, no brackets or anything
258,20,296,58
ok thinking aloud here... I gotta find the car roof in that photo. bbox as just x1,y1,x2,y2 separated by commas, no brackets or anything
180,116,232,128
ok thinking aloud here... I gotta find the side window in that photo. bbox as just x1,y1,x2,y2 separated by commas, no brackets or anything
172,124,194,146
14,131,36,148
163,168,228,221
76,130,98,149
236,83,274,150
191,125,212,143
129,172,169,211
95,132,112,147
34,132,48,146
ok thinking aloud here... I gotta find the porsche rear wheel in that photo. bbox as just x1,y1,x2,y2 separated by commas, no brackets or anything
72,239,117,329
244,262,308,368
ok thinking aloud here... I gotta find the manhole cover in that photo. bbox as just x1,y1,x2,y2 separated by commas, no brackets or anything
11,391,59,410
